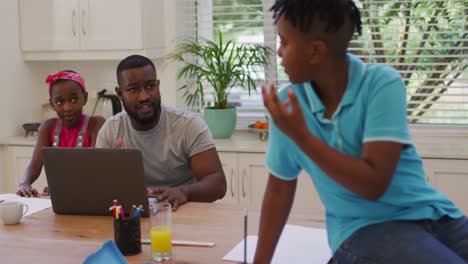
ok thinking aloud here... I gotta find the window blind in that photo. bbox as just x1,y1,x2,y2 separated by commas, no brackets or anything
180,0,276,128
350,0,468,124
185,0,468,126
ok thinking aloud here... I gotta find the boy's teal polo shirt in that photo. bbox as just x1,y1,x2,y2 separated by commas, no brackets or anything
265,53,463,253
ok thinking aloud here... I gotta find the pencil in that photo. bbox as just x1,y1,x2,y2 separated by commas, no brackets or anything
141,239,215,247
244,208,247,264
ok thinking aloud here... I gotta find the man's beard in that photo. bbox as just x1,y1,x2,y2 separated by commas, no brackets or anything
123,100,161,126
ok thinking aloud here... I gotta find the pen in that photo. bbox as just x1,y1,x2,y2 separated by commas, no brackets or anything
244,208,247,264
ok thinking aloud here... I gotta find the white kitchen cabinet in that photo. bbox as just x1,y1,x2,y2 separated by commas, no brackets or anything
218,152,239,205
19,0,174,60
218,152,325,214
219,151,467,215
19,0,80,51
218,152,269,209
237,153,270,209
424,159,468,214
2,146,47,194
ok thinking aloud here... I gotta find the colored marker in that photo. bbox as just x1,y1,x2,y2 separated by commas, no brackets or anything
115,206,120,220
129,205,137,218
132,207,139,219
132,205,144,219
109,199,119,219
119,205,124,220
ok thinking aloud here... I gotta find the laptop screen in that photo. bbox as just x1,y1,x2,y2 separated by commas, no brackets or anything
41,148,149,216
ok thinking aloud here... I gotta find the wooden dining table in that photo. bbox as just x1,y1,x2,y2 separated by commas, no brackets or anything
0,202,325,263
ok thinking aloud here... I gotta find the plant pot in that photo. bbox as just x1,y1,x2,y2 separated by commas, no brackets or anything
203,107,237,139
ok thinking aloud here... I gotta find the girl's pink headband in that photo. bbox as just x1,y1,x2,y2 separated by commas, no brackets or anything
45,71,87,96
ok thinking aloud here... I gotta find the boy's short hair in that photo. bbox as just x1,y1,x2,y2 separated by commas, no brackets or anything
271,0,362,43
116,54,156,85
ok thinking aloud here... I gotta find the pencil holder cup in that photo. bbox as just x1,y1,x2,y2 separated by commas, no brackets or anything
113,215,142,256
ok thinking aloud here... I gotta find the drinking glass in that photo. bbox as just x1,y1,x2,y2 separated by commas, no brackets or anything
149,200,172,262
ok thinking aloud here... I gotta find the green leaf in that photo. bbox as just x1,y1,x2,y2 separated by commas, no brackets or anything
168,31,272,109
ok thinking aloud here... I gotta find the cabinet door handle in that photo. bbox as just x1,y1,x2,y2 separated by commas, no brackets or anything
72,10,77,36
230,168,235,197
81,10,86,36
241,169,247,198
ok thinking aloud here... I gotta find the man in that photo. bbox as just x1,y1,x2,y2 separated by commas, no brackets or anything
96,54,226,210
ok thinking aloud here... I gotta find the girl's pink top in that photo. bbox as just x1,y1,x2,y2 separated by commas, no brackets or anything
49,115,91,147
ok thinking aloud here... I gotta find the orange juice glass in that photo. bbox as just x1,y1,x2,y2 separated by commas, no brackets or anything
149,200,172,262
151,226,172,254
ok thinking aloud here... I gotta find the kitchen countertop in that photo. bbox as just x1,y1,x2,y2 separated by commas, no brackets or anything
1,130,467,159
0,136,39,147
213,130,268,153
0,130,268,152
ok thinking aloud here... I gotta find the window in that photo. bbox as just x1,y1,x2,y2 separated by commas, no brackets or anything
184,0,468,126
351,0,468,125
181,0,276,128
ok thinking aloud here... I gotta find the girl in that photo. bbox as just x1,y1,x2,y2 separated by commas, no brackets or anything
17,70,105,197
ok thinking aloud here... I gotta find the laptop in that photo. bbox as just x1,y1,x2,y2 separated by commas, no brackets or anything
41,147,149,216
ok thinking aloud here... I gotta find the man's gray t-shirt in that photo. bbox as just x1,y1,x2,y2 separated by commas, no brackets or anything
96,104,215,188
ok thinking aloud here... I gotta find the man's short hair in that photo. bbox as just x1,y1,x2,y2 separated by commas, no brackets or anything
116,54,156,85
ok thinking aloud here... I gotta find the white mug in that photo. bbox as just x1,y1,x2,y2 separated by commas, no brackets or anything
0,201,29,225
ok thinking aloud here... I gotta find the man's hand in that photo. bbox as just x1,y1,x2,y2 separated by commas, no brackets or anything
114,138,123,148
147,187,189,211
17,183,39,197
41,186,49,196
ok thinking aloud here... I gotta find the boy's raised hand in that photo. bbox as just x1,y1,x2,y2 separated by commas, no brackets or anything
262,82,308,142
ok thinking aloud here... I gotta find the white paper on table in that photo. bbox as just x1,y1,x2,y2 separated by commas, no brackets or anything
223,224,332,264
0,193,51,217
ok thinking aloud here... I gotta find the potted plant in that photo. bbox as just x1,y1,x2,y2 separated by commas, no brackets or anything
169,31,272,138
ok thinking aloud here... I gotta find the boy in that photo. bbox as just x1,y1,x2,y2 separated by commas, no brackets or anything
253,0,468,263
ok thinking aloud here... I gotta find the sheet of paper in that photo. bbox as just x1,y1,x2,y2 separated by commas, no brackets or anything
223,224,332,264
0,193,51,217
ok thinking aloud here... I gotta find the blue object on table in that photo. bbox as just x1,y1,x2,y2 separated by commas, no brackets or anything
83,239,128,264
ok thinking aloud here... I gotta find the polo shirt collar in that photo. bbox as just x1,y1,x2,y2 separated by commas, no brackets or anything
304,53,366,114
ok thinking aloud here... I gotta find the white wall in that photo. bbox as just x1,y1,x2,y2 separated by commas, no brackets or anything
0,1,50,138
0,0,180,137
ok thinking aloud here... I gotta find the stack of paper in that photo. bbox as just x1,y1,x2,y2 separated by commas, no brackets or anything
223,225,331,264
0,193,51,217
